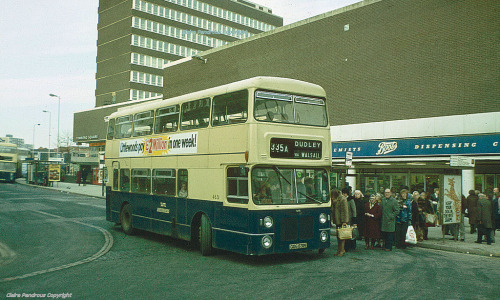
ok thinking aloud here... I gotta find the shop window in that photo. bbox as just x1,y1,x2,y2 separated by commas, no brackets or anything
392,175,408,191
152,169,176,196
131,169,151,194
178,169,188,197
425,175,439,193
485,175,495,194
227,167,249,204
377,175,390,194
475,175,483,192
155,105,179,133
410,175,425,193
120,169,130,192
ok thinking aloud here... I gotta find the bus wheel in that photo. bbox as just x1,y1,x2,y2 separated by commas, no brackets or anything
200,214,213,256
120,203,135,235
318,248,326,254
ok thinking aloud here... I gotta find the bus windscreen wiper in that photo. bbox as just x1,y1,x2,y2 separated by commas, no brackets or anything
272,166,322,204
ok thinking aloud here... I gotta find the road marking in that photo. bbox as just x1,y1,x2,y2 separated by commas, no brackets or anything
0,210,114,283
77,202,106,209
0,242,17,266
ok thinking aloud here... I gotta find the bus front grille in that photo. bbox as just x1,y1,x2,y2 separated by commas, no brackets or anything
280,216,314,241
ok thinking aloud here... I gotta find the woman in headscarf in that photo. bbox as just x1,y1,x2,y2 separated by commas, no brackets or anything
363,193,382,249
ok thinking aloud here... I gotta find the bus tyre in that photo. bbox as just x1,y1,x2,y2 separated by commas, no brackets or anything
200,214,213,256
120,203,135,235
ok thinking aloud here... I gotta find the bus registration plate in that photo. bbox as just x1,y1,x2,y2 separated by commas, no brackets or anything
289,243,307,250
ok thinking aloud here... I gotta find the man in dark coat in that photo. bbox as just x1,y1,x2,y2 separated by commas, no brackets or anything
475,193,494,245
381,189,400,251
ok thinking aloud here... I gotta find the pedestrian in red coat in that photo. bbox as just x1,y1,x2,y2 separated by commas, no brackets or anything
76,170,82,186
364,194,382,249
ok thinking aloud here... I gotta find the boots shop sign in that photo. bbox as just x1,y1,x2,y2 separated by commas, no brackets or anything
331,134,500,158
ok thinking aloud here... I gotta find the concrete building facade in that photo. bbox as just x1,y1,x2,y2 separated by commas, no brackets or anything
74,0,282,144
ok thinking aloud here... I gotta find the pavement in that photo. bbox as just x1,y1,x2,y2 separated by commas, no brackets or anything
16,178,105,199
14,178,500,258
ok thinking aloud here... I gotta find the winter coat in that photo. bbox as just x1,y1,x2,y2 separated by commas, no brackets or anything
493,197,499,221
381,196,400,232
467,195,479,225
363,202,382,239
396,197,412,223
332,195,349,226
354,196,366,230
476,197,493,229
347,198,356,225
76,171,82,184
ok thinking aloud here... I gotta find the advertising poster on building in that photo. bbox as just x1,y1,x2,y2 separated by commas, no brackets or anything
441,175,462,224
49,164,61,182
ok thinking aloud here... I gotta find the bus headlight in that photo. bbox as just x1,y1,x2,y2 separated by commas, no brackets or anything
262,235,273,249
319,213,327,224
263,216,273,228
320,231,328,242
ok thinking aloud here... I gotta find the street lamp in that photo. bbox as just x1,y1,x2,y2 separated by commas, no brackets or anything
32,123,40,159
43,110,51,161
49,93,60,159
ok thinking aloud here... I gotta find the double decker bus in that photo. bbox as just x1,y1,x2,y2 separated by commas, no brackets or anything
0,142,18,183
105,77,332,255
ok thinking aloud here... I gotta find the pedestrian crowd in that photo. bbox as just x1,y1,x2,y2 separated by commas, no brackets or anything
330,185,500,257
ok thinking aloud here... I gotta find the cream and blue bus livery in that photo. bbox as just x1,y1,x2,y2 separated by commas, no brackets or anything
105,77,332,255
0,142,18,183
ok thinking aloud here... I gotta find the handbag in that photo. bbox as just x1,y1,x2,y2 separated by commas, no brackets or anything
424,213,437,226
351,224,359,240
405,225,417,245
337,225,353,240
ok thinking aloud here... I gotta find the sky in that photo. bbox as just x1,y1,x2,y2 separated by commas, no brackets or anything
0,0,360,149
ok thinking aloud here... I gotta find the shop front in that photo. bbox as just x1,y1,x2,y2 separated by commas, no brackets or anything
331,133,500,197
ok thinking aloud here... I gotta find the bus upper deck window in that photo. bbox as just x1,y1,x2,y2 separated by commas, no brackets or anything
133,111,154,137
107,119,115,140
115,115,133,139
254,91,293,123
181,98,210,130
154,105,179,133
254,91,327,126
212,90,248,126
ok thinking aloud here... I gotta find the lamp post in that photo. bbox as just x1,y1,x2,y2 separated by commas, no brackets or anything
49,93,60,159
43,110,51,161
32,123,40,159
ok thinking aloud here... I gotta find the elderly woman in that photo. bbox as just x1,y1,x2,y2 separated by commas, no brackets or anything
409,191,420,244
331,189,349,256
363,193,382,249
417,191,433,241
395,189,412,249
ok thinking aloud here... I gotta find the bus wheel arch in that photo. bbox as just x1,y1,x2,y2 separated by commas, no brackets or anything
120,202,135,235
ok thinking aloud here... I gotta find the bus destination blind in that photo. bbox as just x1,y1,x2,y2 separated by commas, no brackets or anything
270,138,322,159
